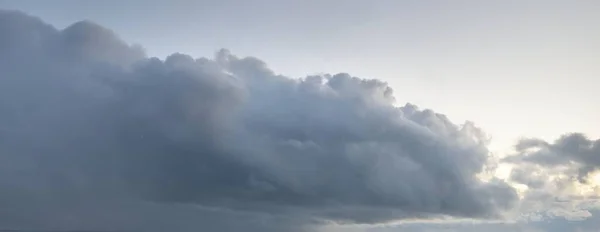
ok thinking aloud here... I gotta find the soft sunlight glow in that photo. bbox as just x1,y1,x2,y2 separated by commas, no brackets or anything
592,172,600,186
572,172,600,196
494,164,513,180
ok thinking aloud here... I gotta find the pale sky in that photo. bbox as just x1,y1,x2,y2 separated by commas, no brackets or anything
2,0,598,153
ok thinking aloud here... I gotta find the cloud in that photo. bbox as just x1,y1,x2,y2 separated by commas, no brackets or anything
326,210,600,232
507,133,600,183
502,133,600,222
0,10,518,230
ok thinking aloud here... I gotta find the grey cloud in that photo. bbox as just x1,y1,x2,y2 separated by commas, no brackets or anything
0,199,313,232
331,211,600,232
530,210,600,232
504,134,600,223
0,10,517,230
507,133,600,183
509,166,547,189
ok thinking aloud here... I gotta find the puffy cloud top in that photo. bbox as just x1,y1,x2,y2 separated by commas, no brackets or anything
0,10,517,230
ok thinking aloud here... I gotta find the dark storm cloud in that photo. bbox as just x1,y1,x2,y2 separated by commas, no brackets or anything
506,133,600,183
0,10,517,230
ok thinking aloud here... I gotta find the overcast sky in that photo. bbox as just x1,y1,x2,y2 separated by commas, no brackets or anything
0,1,599,232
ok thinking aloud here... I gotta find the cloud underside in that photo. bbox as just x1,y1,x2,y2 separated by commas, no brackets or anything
2,9,598,231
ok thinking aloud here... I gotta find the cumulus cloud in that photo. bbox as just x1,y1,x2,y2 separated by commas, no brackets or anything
503,133,600,222
0,10,518,230
507,133,600,183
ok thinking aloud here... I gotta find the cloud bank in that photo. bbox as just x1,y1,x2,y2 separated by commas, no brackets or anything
0,9,521,231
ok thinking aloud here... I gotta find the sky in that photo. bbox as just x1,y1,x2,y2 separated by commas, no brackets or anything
0,1,599,232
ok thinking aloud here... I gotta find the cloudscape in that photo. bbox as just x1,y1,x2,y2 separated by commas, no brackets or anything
0,4,599,232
